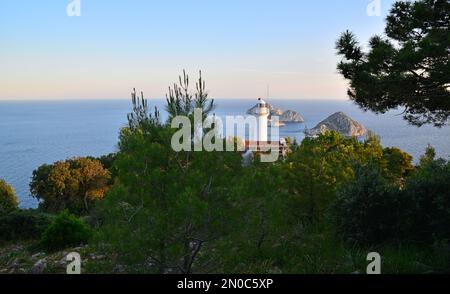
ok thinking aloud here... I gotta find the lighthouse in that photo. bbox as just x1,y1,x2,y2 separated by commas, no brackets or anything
255,98,269,142
244,98,289,160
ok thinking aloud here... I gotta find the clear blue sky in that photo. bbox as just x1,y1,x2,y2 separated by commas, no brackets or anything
0,0,396,100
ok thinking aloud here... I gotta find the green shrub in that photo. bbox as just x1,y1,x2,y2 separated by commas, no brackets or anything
40,211,92,251
331,163,403,245
0,210,52,242
401,158,450,243
332,154,450,247
0,179,18,213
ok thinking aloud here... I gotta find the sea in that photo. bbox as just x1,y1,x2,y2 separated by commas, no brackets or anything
1,99,449,209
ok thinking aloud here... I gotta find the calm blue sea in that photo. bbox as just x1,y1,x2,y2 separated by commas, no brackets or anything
1,99,449,208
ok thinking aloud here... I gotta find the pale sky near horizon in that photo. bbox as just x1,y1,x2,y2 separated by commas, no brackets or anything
0,0,396,100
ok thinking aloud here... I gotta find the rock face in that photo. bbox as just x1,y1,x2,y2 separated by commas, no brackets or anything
247,103,283,117
280,110,304,123
306,112,366,137
31,259,47,274
268,105,283,116
247,103,304,123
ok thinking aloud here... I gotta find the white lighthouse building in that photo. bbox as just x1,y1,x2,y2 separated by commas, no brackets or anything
255,98,269,142
244,98,288,160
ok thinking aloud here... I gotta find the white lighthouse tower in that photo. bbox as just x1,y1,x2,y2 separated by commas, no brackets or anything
256,98,269,142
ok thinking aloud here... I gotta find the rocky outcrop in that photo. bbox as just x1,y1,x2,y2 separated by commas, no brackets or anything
31,259,47,274
247,103,283,117
247,103,304,123
280,110,304,123
306,112,366,137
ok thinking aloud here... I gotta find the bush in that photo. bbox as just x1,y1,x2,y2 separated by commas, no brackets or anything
40,211,92,251
30,157,111,215
284,131,413,224
331,163,403,245
0,179,18,213
401,158,450,243
332,150,450,247
0,210,52,242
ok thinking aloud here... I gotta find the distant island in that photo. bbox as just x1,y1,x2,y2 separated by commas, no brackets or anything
246,102,366,138
306,112,367,137
246,102,304,123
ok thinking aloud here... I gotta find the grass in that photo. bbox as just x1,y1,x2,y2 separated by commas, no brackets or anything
223,223,450,274
280,230,450,274
1,225,449,274
0,240,99,274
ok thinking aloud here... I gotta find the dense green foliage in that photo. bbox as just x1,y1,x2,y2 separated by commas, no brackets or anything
92,72,450,273
0,210,52,242
40,211,92,251
98,80,244,273
336,0,450,127
97,122,450,273
333,146,450,246
332,163,403,245
99,130,244,273
3,71,449,273
30,157,111,214
284,131,413,223
0,179,18,213
401,152,450,243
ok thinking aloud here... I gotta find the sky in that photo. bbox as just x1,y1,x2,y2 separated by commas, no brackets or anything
0,0,397,100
